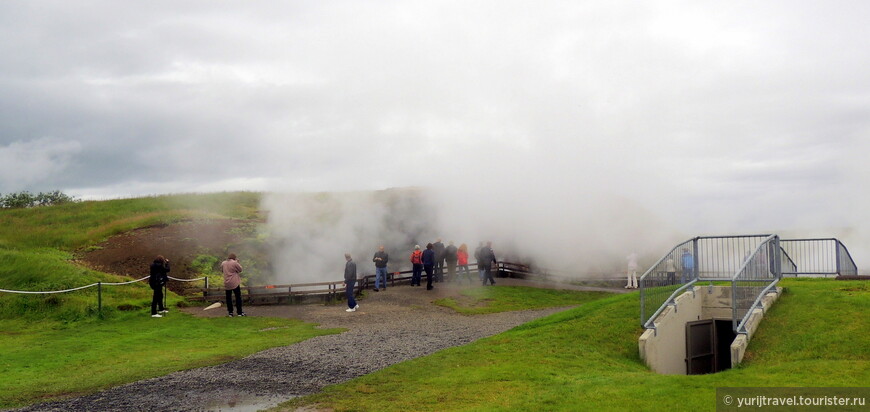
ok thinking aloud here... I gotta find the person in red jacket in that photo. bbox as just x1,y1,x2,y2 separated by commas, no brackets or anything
409,245,423,286
456,243,472,283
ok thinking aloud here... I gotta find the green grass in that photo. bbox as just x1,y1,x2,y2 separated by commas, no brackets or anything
0,313,342,408
279,279,868,411
434,286,611,315
0,192,261,250
0,192,347,409
0,248,169,322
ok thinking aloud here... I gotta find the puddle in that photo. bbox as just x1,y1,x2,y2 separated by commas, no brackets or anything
204,394,296,411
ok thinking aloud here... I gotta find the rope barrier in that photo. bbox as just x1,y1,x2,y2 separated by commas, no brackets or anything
101,276,150,286
0,283,100,294
0,276,206,294
168,276,206,282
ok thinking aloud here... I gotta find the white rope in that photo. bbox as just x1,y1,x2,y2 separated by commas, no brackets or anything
0,275,207,294
101,276,150,286
0,283,99,294
167,276,206,282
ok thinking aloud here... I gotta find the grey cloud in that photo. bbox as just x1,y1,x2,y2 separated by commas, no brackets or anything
0,1,869,265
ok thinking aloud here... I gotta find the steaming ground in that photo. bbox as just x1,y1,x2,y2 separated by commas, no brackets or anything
17,280,618,412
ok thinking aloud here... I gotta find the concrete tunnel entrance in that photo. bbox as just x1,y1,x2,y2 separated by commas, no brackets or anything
638,285,782,375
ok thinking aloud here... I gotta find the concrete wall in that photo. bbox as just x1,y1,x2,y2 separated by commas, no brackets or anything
639,285,782,374
730,287,782,367
638,286,703,375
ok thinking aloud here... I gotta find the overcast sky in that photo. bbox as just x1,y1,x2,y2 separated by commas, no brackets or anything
1,1,869,258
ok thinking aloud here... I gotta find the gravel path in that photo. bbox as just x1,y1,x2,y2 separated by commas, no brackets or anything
16,280,605,412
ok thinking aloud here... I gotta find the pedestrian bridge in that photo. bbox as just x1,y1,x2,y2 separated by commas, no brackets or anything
639,235,858,334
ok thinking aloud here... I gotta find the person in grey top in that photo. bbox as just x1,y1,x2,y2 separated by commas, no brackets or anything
344,253,359,312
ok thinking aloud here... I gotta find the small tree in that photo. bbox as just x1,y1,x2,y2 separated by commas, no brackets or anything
0,190,77,209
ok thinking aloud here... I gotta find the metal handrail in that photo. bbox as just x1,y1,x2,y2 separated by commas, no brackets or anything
642,279,698,330
728,235,777,282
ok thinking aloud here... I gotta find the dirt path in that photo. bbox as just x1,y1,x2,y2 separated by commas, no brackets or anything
18,280,624,412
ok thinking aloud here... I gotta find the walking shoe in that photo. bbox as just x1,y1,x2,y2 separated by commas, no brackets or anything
427,286,433,290
151,314,162,318
238,313,247,317
159,310,169,314
346,307,356,312
227,313,234,317
374,288,379,292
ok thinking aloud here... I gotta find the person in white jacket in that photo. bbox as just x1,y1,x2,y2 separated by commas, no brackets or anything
625,252,639,289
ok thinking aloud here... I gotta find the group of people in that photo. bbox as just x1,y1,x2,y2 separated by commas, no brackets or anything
625,248,696,289
340,240,498,312
149,253,246,318
382,239,498,291
149,239,500,317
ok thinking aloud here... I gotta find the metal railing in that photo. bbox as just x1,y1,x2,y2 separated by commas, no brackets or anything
780,238,859,277
639,238,697,329
732,235,780,333
640,235,774,329
695,235,771,280
640,234,859,334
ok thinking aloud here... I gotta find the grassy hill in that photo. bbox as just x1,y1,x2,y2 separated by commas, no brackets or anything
0,192,260,320
0,192,346,409
279,278,869,411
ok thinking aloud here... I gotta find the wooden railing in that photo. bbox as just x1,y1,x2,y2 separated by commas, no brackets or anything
187,261,536,305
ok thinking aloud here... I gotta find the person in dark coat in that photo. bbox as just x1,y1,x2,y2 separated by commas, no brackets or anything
372,245,389,291
474,242,484,282
344,253,359,312
480,241,498,286
433,238,446,282
422,243,436,290
149,255,170,318
444,241,458,282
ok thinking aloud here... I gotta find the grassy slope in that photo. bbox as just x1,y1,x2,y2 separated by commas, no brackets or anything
434,286,611,315
0,192,260,250
283,279,869,411
0,314,341,408
0,192,343,408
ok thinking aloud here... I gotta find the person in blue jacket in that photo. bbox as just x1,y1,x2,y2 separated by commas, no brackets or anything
680,248,694,283
422,243,436,290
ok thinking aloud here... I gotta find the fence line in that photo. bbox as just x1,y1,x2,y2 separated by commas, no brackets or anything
0,275,208,294
0,283,101,294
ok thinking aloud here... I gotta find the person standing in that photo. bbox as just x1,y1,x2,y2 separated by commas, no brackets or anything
444,241,458,282
149,255,170,318
221,253,245,317
344,253,359,312
474,242,485,282
433,238,446,282
410,245,424,286
372,245,389,292
625,252,639,289
422,243,436,290
680,248,694,283
665,256,677,286
480,241,497,286
457,243,471,283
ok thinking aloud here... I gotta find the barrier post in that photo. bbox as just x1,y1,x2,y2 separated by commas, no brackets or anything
204,277,209,299
97,282,102,318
